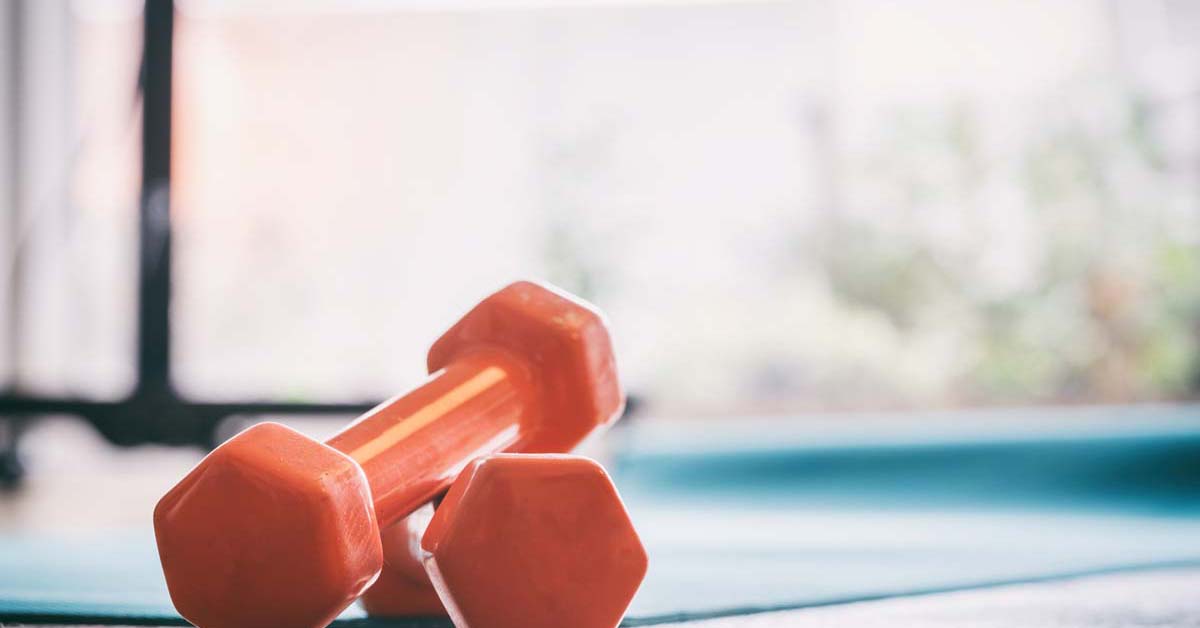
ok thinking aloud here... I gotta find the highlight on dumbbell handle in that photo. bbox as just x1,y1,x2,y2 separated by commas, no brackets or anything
325,347,538,527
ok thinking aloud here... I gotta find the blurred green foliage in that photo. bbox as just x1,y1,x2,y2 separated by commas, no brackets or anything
536,84,1198,412
808,88,1200,406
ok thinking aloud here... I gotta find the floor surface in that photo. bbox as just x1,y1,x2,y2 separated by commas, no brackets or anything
7,567,1199,627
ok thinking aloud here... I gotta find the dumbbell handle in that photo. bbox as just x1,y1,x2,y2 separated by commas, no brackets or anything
326,347,538,527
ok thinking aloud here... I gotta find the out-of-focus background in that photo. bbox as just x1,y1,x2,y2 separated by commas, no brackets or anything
4,0,1199,418
4,0,1200,516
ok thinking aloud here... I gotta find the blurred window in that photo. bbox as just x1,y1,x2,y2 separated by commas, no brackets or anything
0,0,141,399
4,0,1199,416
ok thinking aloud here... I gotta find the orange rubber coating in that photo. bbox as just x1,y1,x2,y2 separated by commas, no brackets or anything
326,348,537,524
427,280,624,454
364,456,648,624
359,558,447,618
359,505,447,618
155,422,381,628
424,455,648,628
362,281,627,618
153,281,624,628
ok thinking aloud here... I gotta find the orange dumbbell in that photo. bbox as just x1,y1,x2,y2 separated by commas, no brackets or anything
154,282,624,628
364,454,647,628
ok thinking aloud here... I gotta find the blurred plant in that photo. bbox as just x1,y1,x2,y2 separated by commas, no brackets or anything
795,85,1200,407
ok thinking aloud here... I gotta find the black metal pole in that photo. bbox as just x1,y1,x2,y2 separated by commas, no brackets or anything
0,0,377,456
0,1,26,486
138,0,173,392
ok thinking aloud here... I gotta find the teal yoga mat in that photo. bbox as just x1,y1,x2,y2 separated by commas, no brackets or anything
2,405,1199,625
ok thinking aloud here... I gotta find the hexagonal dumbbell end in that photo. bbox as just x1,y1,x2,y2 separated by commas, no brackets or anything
422,454,648,628
429,280,624,454
154,423,383,628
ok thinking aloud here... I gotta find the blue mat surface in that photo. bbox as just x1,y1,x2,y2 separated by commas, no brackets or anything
2,404,1199,625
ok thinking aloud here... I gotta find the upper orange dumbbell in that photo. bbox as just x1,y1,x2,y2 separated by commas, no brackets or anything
153,281,624,628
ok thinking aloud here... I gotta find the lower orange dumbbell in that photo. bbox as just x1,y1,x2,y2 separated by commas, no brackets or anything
361,504,446,617
361,454,648,628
